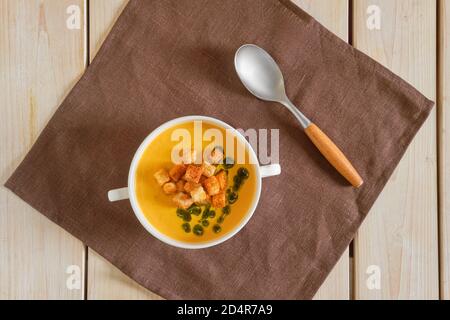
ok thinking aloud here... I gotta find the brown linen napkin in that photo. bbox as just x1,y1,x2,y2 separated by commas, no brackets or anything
5,0,434,299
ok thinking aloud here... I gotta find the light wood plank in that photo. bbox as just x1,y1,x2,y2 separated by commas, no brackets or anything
87,250,162,300
0,0,86,299
87,0,159,300
293,0,349,40
353,0,439,299
293,0,350,300
440,0,450,300
89,0,129,59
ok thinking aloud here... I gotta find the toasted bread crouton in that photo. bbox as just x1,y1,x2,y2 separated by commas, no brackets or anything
154,169,170,186
172,192,194,210
202,162,216,178
162,182,177,195
184,181,200,193
184,165,203,183
199,175,208,185
190,186,208,204
208,147,224,164
212,191,226,209
203,176,220,196
169,164,187,182
182,149,199,164
216,170,227,190
176,180,185,192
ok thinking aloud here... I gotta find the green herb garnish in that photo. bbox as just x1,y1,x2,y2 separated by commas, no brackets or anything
177,208,187,218
201,206,211,221
228,192,238,204
193,224,204,236
182,223,191,233
213,225,222,234
237,167,250,179
176,208,191,222
233,175,242,191
223,157,235,169
222,205,231,215
201,220,210,227
188,205,201,216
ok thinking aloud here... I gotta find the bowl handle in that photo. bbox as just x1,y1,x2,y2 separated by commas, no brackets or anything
108,187,129,202
260,164,281,178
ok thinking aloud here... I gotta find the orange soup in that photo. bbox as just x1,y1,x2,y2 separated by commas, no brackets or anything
135,120,258,243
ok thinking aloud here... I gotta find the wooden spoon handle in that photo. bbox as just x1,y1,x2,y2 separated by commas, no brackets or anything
305,123,363,188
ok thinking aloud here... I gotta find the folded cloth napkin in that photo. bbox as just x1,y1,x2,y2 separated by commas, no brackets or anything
5,0,434,299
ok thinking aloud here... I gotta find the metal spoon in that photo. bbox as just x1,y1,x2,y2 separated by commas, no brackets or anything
234,44,363,188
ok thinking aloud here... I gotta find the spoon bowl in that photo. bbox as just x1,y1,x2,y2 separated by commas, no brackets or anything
235,44,286,102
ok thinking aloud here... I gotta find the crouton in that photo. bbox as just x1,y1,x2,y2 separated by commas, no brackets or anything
176,180,185,192
184,165,203,183
216,170,227,190
172,192,194,210
169,164,187,182
190,186,208,204
184,181,200,193
182,149,199,164
154,169,170,186
202,162,216,178
208,147,224,164
212,191,226,209
199,175,208,185
162,182,177,195
203,176,220,196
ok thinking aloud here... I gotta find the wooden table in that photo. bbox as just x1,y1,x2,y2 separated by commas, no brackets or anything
0,0,447,300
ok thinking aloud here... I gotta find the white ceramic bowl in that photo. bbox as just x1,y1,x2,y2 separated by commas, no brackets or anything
108,116,281,249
